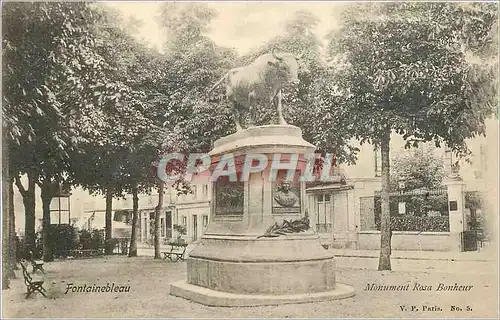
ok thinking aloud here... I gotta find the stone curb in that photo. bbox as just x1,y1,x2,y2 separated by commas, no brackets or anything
333,253,496,262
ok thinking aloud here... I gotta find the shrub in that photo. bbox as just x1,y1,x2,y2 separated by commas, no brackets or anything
107,238,120,253
78,229,105,251
91,229,105,251
37,224,79,258
374,193,448,219
52,224,79,257
173,224,187,235
79,229,92,249
376,215,450,232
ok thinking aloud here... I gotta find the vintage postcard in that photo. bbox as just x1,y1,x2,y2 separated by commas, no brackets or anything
2,1,499,319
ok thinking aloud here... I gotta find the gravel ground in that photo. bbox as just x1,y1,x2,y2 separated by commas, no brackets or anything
2,256,498,318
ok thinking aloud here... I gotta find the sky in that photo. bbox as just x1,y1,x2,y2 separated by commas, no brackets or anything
104,2,346,55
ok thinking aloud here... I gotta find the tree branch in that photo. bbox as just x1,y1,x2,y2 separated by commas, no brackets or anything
27,170,36,193
14,176,27,198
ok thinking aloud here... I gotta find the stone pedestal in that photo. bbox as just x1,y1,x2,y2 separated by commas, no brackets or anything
445,178,466,252
170,125,355,306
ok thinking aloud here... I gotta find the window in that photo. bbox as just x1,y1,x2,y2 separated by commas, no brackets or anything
192,186,197,200
203,184,209,198
160,217,165,237
316,194,332,232
192,215,198,241
165,211,172,238
317,194,331,202
182,216,187,226
202,215,209,227
137,211,141,235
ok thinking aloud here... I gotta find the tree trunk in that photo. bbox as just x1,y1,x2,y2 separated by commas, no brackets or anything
378,129,392,271
15,173,36,255
9,180,18,272
128,185,139,257
2,129,9,289
41,185,54,262
2,163,10,289
105,187,113,255
23,193,36,255
2,209,10,289
154,182,164,259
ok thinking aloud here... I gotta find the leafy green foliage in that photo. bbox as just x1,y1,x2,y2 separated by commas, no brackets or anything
3,2,119,258
79,229,105,251
37,224,80,257
69,4,165,198
374,191,448,218
390,146,446,191
328,2,498,155
173,224,187,236
3,2,105,181
158,3,237,154
465,190,484,209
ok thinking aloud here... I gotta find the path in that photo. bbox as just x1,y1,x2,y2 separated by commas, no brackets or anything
3,255,496,318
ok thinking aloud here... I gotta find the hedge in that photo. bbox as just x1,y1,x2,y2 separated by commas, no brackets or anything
34,226,108,258
376,215,450,232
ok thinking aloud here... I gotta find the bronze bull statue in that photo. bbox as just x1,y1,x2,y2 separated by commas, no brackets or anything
208,50,302,130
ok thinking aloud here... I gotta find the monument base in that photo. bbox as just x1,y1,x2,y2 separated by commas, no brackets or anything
170,280,355,307
168,124,356,306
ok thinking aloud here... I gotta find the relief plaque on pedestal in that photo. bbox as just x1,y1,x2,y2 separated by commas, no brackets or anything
214,177,244,216
272,170,300,214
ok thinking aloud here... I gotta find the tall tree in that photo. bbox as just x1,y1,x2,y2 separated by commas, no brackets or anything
3,2,116,260
328,2,498,270
69,5,162,255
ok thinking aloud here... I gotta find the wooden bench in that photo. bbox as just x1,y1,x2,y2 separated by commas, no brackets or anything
162,242,188,262
27,251,45,274
20,260,47,298
30,259,45,274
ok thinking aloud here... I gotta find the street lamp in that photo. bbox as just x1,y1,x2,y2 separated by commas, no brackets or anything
398,177,406,215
